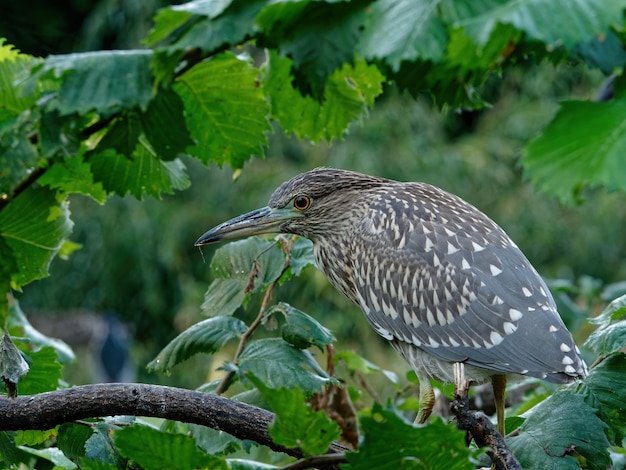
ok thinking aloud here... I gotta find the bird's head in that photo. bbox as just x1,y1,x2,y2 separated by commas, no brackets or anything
195,168,389,246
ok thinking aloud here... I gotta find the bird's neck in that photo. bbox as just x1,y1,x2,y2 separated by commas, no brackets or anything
313,240,358,304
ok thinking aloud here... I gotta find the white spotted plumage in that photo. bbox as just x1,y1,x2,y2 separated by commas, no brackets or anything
265,168,587,386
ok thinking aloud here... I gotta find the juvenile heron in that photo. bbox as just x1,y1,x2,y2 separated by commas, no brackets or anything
195,168,587,433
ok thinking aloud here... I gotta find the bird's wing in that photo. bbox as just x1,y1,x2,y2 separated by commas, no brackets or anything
351,184,585,382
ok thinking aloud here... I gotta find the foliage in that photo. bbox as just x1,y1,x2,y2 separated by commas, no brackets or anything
2,0,626,468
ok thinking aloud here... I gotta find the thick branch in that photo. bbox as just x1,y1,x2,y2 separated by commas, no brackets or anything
0,383,345,462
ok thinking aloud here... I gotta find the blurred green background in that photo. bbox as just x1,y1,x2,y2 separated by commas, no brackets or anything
4,0,625,389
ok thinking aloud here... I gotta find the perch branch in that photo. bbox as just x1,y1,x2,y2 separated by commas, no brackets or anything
450,363,521,470
0,382,344,466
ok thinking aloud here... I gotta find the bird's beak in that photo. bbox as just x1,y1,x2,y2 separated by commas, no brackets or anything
194,206,299,246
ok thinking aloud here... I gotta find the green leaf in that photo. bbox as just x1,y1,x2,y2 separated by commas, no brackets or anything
0,110,40,195
147,316,248,373
146,0,261,58
346,403,474,469
57,423,93,463
579,353,626,444
190,424,242,456
585,294,626,356
93,112,142,158
85,423,120,465
140,89,194,160
90,148,190,199
268,302,334,351
359,0,447,71
449,0,624,49
239,338,332,393
174,52,271,168
0,185,73,288
17,446,77,469
259,0,367,98
0,431,34,467
201,237,286,317
114,425,228,470
38,154,107,204
507,391,610,470
17,346,63,395
14,429,57,447
41,50,154,115
0,39,41,114
248,375,341,456
523,99,626,202
202,278,248,318
264,51,384,142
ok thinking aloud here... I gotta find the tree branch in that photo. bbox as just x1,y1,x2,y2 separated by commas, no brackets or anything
450,367,521,470
0,383,345,464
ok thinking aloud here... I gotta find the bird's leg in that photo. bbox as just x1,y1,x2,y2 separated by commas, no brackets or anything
491,374,506,436
416,377,435,424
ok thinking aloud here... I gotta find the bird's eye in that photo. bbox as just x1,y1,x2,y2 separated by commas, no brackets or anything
293,195,311,211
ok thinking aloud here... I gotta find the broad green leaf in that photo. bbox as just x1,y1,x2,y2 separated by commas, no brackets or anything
259,0,367,98
0,185,73,287
585,294,626,356
579,353,626,444
76,459,118,470
93,112,142,158
17,446,76,468
264,51,384,142
0,110,40,195
0,39,40,114
202,237,286,316
228,460,279,470
17,346,63,395
523,100,626,202
90,148,190,199
140,89,194,160
359,0,446,71
507,391,610,470
268,302,334,351
248,375,341,456
41,50,154,115
346,404,473,469
174,52,271,168
114,425,227,470
14,429,57,447
190,424,242,456
239,338,332,393
38,109,82,159
147,316,247,373
146,0,260,57
85,423,121,465
38,154,107,204
6,297,75,364
57,422,93,463
0,431,34,467
202,278,248,318
449,0,625,49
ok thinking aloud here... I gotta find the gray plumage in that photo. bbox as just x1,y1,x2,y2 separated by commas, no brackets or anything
196,168,587,424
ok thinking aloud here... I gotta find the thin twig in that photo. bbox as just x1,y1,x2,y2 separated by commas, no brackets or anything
215,237,297,395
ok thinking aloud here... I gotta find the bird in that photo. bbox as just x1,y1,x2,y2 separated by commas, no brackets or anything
195,168,587,434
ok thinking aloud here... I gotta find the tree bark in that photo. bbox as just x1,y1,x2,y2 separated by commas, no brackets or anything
0,383,346,460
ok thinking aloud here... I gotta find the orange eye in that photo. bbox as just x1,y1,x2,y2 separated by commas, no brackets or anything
293,195,311,211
